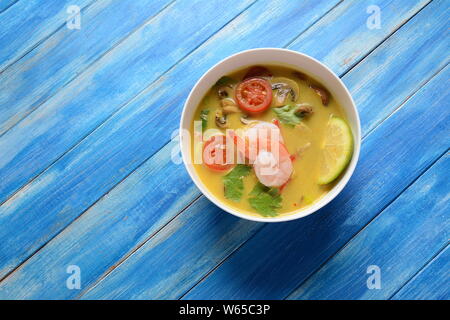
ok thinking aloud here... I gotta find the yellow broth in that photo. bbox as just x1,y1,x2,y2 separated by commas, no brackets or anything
190,64,348,218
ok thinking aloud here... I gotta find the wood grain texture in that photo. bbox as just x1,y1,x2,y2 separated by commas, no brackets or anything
0,139,203,299
286,153,449,300
0,0,172,136
0,0,432,291
0,0,440,298
182,65,449,300
0,0,258,280
0,0,255,206
0,0,18,14
0,0,447,300
343,0,449,135
80,196,260,300
288,0,431,76
85,14,449,299
0,0,342,298
0,0,94,73
392,245,450,300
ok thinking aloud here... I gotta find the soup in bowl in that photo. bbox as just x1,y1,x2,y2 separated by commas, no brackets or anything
180,49,360,222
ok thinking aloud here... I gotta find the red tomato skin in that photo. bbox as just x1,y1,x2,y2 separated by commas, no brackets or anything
235,78,273,114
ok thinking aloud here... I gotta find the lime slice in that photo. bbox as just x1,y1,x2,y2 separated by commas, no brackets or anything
318,116,353,185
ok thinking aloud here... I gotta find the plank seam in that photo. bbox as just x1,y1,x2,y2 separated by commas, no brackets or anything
283,147,450,300
362,62,449,140
388,242,450,299
2,0,346,293
0,0,19,15
75,194,204,299
283,0,344,48
0,132,177,284
0,0,98,75
75,0,353,298
0,0,260,283
17,0,419,295
0,0,177,140
339,0,433,79
177,221,267,300
178,17,448,299
0,0,257,209
2,0,438,297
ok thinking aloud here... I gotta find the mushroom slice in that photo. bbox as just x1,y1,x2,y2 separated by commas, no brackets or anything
294,103,313,117
240,115,257,125
218,87,228,98
243,66,272,79
271,77,300,106
310,84,330,106
221,97,236,108
217,86,234,98
215,109,228,128
223,105,240,114
221,98,240,114
292,71,308,81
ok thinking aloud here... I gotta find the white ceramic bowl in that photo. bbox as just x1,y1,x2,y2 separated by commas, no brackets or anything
180,48,361,222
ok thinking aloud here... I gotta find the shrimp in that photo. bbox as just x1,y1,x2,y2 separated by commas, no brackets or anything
227,121,293,186
230,121,284,163
245,121,284,145
253,141,293,187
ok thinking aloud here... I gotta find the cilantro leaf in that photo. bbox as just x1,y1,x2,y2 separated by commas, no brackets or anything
272,105,303,126
248,182,282,217
215,76,235,87
200,109,209,131
223,165,252,202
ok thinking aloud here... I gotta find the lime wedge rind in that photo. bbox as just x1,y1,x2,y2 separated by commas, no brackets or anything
318,116,353,185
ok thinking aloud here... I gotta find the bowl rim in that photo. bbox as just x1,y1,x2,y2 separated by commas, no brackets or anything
179,48,361,223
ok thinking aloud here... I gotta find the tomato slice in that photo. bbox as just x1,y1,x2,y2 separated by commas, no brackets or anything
203,135,234,171
235,78,272,113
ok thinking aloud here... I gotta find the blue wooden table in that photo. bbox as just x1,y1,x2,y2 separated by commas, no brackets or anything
0,0,448,300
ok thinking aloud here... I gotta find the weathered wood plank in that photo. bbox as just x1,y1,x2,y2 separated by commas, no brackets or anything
286,154,450,300
288,0,432,76
0,139,203,299
1,0,440,298
73,0,450,297
344,0,449,135
392,245,450,300
0,0,255,205
0,0,431,283
2,0,428,218
0,0,342,298
0,0,94,72
181,66,450,300
0,0,172,136
73,17,447,298
31,0,446,302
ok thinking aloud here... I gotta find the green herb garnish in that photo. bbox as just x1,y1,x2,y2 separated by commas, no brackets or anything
272,104,303,126
248,182,282,217
215,76,235,87
223,165,252,201
200,109,209,131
